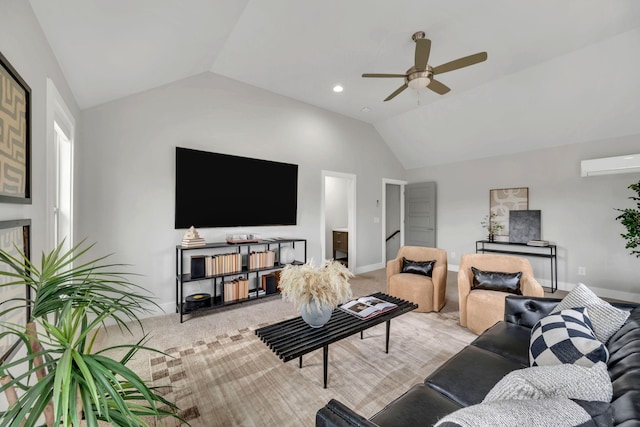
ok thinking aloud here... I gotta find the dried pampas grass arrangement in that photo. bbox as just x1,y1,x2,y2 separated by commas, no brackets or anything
279,260,353,312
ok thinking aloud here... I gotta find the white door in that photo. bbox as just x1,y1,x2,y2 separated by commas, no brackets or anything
47,79,75,253
53,123,73,252
405,182,436,247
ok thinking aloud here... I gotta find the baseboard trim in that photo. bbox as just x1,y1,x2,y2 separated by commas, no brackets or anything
355,262,385,275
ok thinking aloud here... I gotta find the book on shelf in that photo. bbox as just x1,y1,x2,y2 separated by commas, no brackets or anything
204,252,242,276
237,277,249,299
261,273,278,294
223,279,240,302
249,250,275,269
190,255,206,279
527,240,550,247
339,296,397,320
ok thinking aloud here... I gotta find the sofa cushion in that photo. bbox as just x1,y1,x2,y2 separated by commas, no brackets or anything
433,398,606,427
504,295,561,328
471,321,531,366
484,362,612,403
555,283,629,343
425,346,523,406
401,257,435,277
370,384,462,427
530,308,609,367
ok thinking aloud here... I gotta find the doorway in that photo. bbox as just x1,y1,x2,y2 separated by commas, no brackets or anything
382,179,406,262
321,171,356,273
46,79,75,253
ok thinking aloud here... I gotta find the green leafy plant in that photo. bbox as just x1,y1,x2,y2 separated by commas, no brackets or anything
615,180,640,258
0,240,186,427
481,212,504,238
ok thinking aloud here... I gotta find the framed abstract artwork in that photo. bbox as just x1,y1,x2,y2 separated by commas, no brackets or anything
489,188,529,238
0,219,31,364
0,51,31,204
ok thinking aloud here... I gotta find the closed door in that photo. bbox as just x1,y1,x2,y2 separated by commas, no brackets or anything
405,182,436,247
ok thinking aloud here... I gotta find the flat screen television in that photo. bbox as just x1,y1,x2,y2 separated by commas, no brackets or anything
175,147,298,229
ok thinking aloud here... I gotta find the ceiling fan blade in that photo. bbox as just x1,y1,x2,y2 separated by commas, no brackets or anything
362,73,407,78
414,38,431,70
384,84,408,101
432,52,488,75
427,79,451,95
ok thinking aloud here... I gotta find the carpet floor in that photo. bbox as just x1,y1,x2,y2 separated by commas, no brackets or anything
94,269,477,426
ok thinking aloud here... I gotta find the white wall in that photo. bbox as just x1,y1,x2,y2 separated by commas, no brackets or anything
0,0,79,256
0,1,79,412
77,72,406,313
407,135,640,302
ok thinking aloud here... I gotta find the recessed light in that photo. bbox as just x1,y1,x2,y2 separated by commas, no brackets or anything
333,85,343,93
361,107,371,112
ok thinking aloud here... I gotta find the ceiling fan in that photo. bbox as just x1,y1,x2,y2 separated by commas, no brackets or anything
362,31,488,102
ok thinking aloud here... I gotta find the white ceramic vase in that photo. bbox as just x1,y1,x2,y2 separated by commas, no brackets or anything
280,246,295,264
300,300,333,328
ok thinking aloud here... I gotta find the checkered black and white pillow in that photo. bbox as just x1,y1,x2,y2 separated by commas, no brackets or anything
529,308,609,367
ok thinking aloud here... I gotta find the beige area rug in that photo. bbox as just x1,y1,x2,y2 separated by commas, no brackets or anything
94,269,476,427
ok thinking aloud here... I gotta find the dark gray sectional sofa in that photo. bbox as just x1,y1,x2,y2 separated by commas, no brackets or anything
316,295,640,427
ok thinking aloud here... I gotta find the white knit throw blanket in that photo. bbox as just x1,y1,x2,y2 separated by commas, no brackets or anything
483,361,612,402
434,362,612,427
435,398,591,427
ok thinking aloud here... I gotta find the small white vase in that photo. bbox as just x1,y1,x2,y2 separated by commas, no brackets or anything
280,247,295,264
300,300,333,328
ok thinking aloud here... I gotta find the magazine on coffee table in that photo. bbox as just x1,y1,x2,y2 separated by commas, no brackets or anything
339,296,397,320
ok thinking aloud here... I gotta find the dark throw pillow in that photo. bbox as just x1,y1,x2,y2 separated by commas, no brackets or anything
401,257,435,277
471,266,522,294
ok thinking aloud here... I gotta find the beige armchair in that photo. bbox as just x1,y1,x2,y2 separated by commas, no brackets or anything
458,253,544,335
386,246,448,312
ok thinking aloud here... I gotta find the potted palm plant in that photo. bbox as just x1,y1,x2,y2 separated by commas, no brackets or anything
278,260,353,328
0,240,185,427
615,180,640,258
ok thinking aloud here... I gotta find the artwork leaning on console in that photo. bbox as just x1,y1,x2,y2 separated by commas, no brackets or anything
489,187,528,240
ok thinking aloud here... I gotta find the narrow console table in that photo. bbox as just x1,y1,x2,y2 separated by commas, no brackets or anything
475,240,557,293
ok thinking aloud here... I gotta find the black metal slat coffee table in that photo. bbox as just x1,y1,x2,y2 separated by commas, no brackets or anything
255,292,418,388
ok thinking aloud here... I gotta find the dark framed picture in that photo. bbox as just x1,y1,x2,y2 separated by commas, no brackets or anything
0,51,32,204
0,219,31,364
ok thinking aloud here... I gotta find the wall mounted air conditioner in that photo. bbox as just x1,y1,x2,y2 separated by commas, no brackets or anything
580,154,640,177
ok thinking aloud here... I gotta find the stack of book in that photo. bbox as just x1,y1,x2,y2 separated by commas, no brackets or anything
205,252,242,276
527,240,550,247
248,288,267,299
237,277,249,299
223,280,237,302
249,250,275,269
181,226,205,248
223,277,250,302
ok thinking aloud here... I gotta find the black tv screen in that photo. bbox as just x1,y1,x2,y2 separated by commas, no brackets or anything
175,147,298,229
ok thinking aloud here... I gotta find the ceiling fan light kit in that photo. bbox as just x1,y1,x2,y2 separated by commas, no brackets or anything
362,31,487,102
406,67,432,89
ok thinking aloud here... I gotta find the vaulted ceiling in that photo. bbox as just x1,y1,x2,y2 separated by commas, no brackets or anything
28,0,640,169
